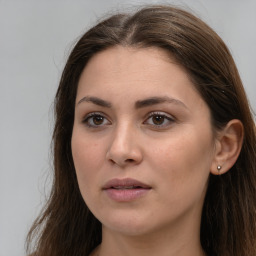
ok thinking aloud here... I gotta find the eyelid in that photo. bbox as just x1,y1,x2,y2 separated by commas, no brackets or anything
147,111,174,119
82,111,111,127
143,111,175,128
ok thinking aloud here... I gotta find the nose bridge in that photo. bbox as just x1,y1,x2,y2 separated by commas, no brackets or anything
114,120,132,148
107,120,142,166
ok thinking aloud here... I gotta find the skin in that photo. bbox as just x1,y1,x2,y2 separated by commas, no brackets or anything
71,46,219,256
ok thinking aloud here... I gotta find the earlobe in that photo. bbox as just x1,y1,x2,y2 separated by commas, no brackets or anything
210,119,244,175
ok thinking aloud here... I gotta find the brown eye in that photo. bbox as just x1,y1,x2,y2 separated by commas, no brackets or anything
93,115,104,125
152,115,165,125
144,112,175,129
83,112,111,128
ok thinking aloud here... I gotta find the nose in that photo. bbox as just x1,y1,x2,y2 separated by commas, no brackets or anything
106,123,143,167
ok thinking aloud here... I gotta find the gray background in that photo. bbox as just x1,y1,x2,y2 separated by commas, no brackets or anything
0,0,255,255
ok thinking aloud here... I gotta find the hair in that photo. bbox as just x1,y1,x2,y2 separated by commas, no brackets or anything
26,5,256,256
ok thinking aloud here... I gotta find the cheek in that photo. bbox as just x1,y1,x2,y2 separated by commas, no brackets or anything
147,137,212,218
148,128,214,192
71,131,106,190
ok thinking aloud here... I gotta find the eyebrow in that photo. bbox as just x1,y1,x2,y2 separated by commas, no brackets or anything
135,96,188,109
77,96,187,109
77,96,112,108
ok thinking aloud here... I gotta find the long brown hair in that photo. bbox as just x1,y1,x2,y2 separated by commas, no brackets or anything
26,5,256,256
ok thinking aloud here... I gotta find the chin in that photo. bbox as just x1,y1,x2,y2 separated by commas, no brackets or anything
99,211,161,237
104,222,153,237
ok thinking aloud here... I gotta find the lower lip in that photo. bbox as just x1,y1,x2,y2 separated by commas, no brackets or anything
104,188,150,202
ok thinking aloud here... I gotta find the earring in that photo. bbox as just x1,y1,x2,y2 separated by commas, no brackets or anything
217,165,222,174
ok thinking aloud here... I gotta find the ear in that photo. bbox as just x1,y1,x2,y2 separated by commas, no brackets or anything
210,119,244,175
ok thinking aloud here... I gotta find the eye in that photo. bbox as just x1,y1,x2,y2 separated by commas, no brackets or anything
144,112,175,128
83,112,111,128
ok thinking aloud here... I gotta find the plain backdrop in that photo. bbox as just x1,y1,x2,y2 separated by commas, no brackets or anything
0,0,255,255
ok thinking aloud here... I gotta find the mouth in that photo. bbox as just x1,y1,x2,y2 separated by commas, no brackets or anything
110,185,146,190
103,178,151,190
103,178,152,202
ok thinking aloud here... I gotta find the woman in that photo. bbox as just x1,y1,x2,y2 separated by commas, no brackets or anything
26,5,256,256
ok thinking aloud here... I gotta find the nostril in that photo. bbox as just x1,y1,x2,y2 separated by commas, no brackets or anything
109,159,116,164
126,159,135,163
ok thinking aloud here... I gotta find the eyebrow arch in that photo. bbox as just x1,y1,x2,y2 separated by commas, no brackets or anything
77,96,112,108
135,96,188,109
77,96,187,109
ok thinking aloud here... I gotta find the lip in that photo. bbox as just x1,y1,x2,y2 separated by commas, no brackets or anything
103,178,152,202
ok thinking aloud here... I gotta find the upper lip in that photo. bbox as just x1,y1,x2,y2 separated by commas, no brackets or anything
103,178,151,189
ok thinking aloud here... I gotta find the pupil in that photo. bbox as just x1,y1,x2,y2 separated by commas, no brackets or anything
93,116,103,125
153,115,164,125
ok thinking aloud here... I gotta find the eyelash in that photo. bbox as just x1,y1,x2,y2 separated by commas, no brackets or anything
82,111,175,129
143,112,175,129
82,112,111,128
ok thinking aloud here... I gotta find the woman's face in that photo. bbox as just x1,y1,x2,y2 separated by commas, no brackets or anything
72,46,217,236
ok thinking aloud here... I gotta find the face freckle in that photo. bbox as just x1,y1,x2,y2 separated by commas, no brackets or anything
71,46,216,237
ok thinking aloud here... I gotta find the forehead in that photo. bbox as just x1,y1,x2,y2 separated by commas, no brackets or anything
76,46,203,108
80,46,180,78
